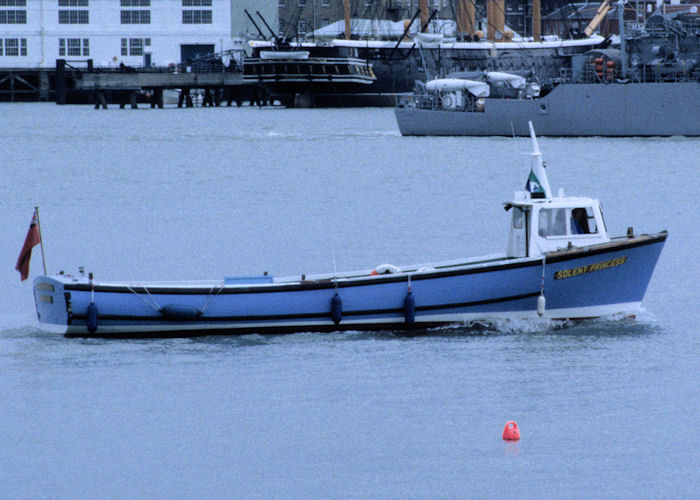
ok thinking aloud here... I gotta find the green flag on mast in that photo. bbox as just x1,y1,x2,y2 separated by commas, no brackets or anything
524,121,552,199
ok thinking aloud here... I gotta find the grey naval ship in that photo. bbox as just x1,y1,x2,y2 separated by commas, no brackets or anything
395,5,700,136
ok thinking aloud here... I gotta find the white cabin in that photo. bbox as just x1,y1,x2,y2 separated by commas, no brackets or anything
505,191,609,258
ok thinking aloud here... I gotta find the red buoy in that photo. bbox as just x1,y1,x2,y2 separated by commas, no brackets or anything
502,421,520,441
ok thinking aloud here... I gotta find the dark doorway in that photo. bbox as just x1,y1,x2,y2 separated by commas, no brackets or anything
180,44,215,63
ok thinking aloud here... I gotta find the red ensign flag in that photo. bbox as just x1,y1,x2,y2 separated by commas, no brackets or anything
16,210,41,281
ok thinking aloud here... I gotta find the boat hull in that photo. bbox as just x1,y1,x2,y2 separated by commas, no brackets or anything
33,232,667,337
395,82,700,136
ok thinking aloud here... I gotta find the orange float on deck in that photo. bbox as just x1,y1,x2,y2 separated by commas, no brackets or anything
502,421,520,440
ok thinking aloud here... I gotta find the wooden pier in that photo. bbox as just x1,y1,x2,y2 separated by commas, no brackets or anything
0,67,52,102
51,59,268,108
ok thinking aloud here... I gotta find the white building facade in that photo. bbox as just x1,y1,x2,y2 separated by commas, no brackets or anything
0,0,278,69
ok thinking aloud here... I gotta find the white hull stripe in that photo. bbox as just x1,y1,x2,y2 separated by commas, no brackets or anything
63,302,643,335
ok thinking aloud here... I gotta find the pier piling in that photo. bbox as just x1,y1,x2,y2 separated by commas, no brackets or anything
56,59,66,105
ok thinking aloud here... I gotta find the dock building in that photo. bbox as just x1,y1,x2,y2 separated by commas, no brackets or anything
0,0,277,101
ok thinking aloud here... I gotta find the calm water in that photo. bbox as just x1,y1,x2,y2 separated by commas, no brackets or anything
1,103,698,498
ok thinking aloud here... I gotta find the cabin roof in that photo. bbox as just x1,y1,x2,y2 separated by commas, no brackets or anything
505,195,599,209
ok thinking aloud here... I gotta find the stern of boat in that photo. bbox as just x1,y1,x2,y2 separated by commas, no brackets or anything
33,276,70,333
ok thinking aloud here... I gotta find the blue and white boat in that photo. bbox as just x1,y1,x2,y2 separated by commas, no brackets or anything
33,124,666,337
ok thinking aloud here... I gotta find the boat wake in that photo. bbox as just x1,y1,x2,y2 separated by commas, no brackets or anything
0,313,42,335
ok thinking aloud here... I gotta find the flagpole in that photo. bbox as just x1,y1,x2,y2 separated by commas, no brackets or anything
34,206,47,275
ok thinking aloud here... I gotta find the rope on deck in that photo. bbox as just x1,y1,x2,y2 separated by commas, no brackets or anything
126,284,161,312
199,281,225,314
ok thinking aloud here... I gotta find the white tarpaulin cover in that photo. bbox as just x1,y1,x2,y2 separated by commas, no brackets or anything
485,71,527,89
425,78,490,97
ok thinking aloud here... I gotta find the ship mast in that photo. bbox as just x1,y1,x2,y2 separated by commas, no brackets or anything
420,0,429,31
344,0,351,39
486,0,505,41
456,0,476,39
532,0,541,41
584,0,612,36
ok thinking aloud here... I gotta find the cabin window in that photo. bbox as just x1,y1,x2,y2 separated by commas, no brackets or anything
599,204,608,233
571,207,598,235
538,208,567,237
512,207,524,229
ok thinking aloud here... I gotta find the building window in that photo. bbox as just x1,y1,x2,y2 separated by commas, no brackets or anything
297,19,306,35
321,18,329,26
5,38,18,56
0,0,27,6
58,10,89,24
128,38,143,55
298,0,306,6
121,37,149,56
120,0,150,5
59,38,89,57
0,38,27,56
182,9,211,24
182,0,211,5
0,10,26,23
279,0,284,5
279,19,285,36
58,0,88,23
121,10,150,23
321,0,329,5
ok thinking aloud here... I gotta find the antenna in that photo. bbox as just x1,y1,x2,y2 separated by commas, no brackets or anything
332,250,338,291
